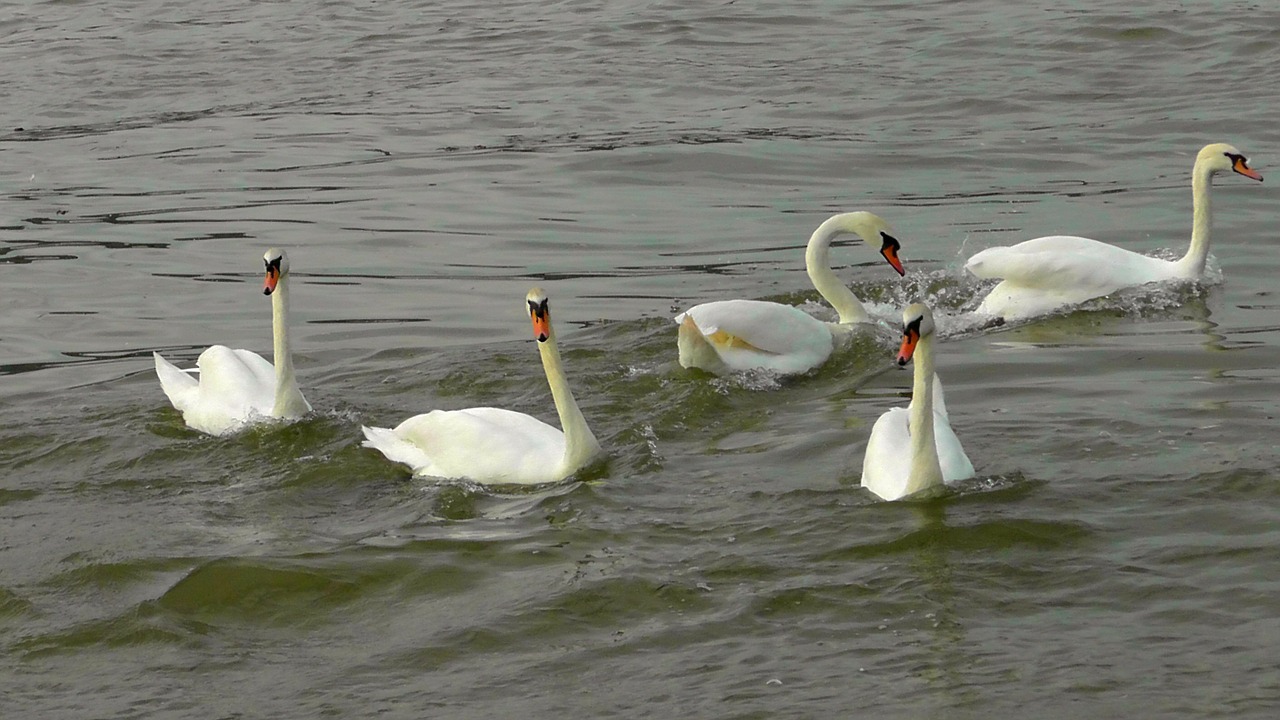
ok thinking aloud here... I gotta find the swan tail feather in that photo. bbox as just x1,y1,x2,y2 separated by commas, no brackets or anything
676,314,725,371
154,351,200,412
361,425,434,475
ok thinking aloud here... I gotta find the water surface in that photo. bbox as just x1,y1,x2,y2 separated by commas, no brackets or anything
3,1,1279,717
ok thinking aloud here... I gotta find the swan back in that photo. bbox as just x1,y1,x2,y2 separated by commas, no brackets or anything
676,300,835,374
365,407,567,484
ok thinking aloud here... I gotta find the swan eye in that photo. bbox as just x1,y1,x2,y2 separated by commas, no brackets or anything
528,299,549,319
902,316,923,337
880,232,901,251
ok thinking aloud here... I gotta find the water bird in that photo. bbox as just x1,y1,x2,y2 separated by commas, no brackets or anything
361,288,601,485
965,143,1263,322
674,211,906,375
154,248,311,435
861,303,973,501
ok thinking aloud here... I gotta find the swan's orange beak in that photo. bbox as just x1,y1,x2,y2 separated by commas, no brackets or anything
530,309,551,342
1233,156,1264,181
263,266,280,295
880,234,905,276
897,326,920,366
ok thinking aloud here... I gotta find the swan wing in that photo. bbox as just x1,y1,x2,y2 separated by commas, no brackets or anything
967,235,1174,289
363,407,567,485
966,236,1177,318
676,299,834,374
155,345,277,435
928,374,949,420
195,345,277,414
863,378,972,500
905,374,973,482
861,407,913,501
931,410,974,483
155,346,276,434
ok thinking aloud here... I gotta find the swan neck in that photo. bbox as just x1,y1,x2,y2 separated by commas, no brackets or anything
539,329,600,473
904,334,943,496
1178,161,1215,277
270,275,308,418
805,218,868,324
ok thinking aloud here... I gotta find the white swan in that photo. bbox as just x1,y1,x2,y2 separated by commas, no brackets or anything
861,303,974,501
361,287,601,485
965,143,1263,322
154,248,312,436
675,211,906,375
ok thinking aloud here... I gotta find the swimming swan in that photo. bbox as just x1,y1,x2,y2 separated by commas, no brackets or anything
154,248,311,435
861,303,973,501
675,211,905,375
965,143,1263,322
361,288,601,485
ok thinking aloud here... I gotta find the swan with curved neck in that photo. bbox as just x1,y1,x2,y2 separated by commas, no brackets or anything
154,248,311,435
675,211,906,375
966,143,1263,322
861,303,973,501
361,288,601,485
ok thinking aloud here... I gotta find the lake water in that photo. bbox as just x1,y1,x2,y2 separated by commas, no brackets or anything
3,1,1279,716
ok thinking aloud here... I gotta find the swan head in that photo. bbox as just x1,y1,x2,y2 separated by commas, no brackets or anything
879,231,905,276
896,302,935,366
527,287,552,343
1197,143,1263,182
263,248,290,296
824,211,906,276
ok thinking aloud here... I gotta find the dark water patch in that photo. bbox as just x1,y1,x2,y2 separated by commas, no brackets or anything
821,516,1094,562
0,345,167,379
0,427,114,480
0,252,79,264
0,586,36,620
1176,467,1280,500
543,575,714,631
749,582,880,620
0,487,41,506
0,106,242,142
155,555,415,626
385,575,717,675
41,557,193,595
14,609,194,660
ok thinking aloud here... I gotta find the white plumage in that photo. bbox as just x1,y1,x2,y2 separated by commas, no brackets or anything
676,211,905,375
966,143,1262,322
154,248,311,436
862,303,973,501
361,288,601,485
